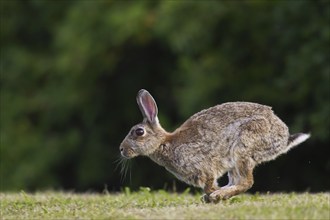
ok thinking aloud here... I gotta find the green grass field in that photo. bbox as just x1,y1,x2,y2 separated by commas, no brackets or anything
1,189,329,219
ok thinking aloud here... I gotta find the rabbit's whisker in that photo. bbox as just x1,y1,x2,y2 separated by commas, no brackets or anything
115,156,131,183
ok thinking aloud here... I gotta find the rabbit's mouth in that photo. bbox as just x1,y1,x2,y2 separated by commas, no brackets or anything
120,146,138,159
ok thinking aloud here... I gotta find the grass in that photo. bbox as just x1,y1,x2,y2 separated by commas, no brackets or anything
0,188,329,219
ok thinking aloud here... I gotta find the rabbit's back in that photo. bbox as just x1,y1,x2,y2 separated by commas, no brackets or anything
188,102,273,124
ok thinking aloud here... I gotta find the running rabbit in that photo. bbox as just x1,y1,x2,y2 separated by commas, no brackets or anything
119,89,310,203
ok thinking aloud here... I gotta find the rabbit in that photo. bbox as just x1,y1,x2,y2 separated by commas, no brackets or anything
119,89,310,203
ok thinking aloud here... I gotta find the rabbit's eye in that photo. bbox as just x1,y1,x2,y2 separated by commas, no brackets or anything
135,128,145,136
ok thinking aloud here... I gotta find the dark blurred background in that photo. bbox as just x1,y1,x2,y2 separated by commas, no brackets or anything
0,0,329,193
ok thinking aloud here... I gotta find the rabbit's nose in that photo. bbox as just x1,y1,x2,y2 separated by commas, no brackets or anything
120,147,123,152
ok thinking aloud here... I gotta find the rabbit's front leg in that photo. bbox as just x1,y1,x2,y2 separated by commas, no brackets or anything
201,177,220,203
208,159,255,203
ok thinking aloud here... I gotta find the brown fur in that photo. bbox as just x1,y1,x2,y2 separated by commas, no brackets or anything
119,89,310,203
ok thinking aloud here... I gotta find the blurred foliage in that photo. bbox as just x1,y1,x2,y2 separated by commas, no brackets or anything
0,0,329,192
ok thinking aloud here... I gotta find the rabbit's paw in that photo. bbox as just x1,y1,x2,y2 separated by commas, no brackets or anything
200,194,212,203
208,190,230,203
208,193,221,204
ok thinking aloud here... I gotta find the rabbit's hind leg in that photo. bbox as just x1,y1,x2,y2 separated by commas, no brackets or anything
208,159,255,203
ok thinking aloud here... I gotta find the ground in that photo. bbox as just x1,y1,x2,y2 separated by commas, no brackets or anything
1,188,329,219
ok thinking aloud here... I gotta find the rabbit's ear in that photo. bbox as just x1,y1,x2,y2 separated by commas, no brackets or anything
136,89,158,124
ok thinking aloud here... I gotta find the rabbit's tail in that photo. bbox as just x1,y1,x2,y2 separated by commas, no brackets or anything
285,133,311,153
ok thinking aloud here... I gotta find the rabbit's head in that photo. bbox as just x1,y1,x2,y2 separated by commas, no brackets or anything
120,89,168,159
